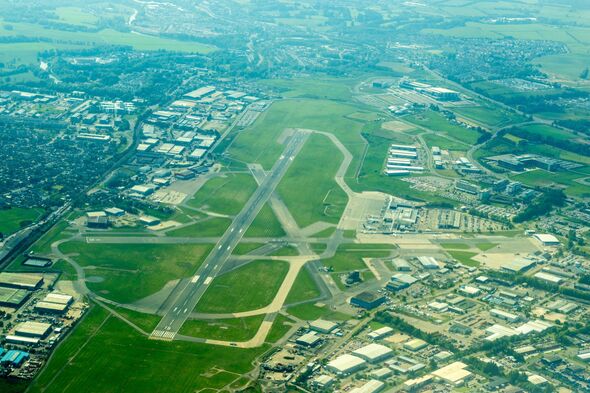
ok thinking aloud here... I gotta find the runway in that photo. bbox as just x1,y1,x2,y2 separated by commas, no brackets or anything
151,130,309,340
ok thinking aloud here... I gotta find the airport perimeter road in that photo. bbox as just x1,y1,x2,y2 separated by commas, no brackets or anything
151,130,309,340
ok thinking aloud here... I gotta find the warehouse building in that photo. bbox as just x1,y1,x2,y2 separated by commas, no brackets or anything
0,272,44,290
404,338,428,352
368,327,394,340
35,301,68,314
6,335,40,346
490,308,521,323
309,319,338,334
533,234,560,246
0,287,30,307
0,350,29,367
296,332,321,347
534,271,564,285
352,343,393,363
350,291,386,310
501,258,536,273
431,362,472,386
417,256,440,270
326,354,366,375
15,321,52,338
350,379,385,393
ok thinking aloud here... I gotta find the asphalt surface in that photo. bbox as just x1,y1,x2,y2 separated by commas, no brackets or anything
151,130,309,340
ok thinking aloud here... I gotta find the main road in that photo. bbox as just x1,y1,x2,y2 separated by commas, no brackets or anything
151,130,309,340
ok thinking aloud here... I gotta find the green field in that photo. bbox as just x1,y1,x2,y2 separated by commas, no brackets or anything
285,268,322,304
187,173,258,216
166,217,231,238
29,307,267,393
277,133,348,228
453,105,525,128
0,207,43,236
515,124,579,142
405,110,482,144
476,242,498,252
321,244,392,273
440,242,471,250
510,169,590,198
180,316,265,341
54,6,99,26
195,260,289,313
244,204,286,237
59,241,212,303
447,250,480,267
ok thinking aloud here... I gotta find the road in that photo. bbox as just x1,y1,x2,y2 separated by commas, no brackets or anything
151,130,309,340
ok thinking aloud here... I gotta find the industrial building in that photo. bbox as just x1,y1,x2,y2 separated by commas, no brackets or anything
326,354,366,375
349,379,385,393
296,332,321,347
533,233,560,246
15,321,52,338
0,272,44,290
501,258,536,273
0,350,29,367
368,327,394,340
490,308,521,323
352,343,393,363
309,319,338,334
350,291,386,310
417,256,440,270
431,362,472,386
0,287,30,307
404,338,428,352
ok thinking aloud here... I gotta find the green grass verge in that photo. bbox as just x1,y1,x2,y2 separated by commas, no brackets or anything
179,316,265,342
187,173,258,216
195,260,289,313
166,218,231,238
244,204,286,238
29,306,267,393
475,242,498,251
447,250,480,267
59,241,212,303
277,133,348,228
440,242,471,250
286,268,322,304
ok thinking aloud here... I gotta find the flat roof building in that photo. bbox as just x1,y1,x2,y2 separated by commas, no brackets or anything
0,272,44,290
35,301,68,314
309,319,338,334
326,354,366,375
15,321,52,338
296,332,321,347
352,343,393,363
404,338,428,352
350,379,385,393
431,362,472,386
533,234,560,246
350,291,386,310
368,326,394,340
417,256,440,270
0,287,30,307
490,308,521,323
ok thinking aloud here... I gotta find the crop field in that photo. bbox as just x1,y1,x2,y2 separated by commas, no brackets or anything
244,204,286,237
405,110,482,145
0,18,214,67
285,268,322,305
0,207,43,236
187,173,258,216
180,316,265,341
58,241,212,303
195,260,289,313
277,133,348,228
29,307,268,393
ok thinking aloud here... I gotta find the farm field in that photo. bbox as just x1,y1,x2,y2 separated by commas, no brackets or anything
510,169,590,198
453,105,526,128
58,242,213,303
28,307,267,393
195,260,290,313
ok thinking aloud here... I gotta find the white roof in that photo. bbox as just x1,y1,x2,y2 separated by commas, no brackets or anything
533,234,560,244
431,361,471,384
417,256,440,269
309,319,338,332
352,343,393,362
528,374,548,385
43,293,73,305
327,354,366,373
533,272,563,284
349,379,385,393
368,326,394,339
